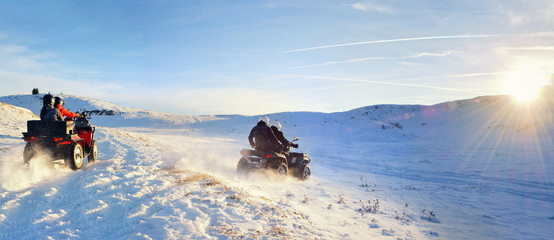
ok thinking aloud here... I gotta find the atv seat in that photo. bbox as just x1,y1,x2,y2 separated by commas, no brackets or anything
25,120,74,137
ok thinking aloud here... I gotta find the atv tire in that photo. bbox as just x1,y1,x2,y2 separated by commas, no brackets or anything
237,157,249,173
88,140,98,163
65,142,83,170
297,164,311,181
23,142,37,165
276,162,288,177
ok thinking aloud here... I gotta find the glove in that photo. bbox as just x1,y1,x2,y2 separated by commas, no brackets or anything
291,143,299,148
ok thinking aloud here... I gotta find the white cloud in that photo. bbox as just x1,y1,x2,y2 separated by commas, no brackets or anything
350,2,392,14
0,44,27,53
0,70,128,100
0,43,58,70
508,12,524,25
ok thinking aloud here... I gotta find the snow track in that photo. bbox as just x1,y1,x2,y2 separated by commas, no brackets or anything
0,128,341,239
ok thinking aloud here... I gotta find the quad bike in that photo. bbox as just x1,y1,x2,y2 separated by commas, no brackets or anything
237,138,311,180
22,112,97,170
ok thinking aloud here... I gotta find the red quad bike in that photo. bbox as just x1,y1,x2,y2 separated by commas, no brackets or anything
22,113,97,170
237,138,311,181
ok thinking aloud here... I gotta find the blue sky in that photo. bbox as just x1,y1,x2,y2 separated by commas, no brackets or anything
1,0,554,115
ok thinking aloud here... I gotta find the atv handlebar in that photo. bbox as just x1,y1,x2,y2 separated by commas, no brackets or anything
75,112,87,119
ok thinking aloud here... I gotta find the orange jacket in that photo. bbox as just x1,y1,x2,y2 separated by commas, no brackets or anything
56,105,78,119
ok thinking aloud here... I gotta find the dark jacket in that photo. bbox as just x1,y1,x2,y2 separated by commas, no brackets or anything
40,105,63,121
271,126,290,146
248,121,279,152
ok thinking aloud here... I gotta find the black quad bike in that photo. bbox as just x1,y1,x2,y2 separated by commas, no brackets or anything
237,138,311,181
22,113,97,170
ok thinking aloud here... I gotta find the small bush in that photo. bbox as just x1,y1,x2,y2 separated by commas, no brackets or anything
357,199,380,214
32,88,39,94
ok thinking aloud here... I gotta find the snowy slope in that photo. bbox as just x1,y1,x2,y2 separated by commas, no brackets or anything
0,102,39,147
1,89,553,239
0,94,224,128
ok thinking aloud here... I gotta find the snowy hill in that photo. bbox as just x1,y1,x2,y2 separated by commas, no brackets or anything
0,91,553,239
0,94,224,128
0,102,39,147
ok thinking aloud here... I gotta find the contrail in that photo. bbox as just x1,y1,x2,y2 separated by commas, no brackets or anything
281,34,503,53
273,51,453,72
262,74,494,94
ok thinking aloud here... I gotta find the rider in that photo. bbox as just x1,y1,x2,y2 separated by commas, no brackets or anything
270,120,298,152
40,94,63,121
248,115,280,152
54,97,81,120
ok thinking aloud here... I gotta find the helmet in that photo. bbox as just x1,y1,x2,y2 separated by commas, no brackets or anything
54,97,64,107
271,120,282,130
42,94,54,106
258,115,269,124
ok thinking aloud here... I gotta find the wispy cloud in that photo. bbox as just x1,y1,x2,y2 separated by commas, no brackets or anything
281,34,503,53
273,51,454,72
259,73,504,95
494,46,554,54
0,43,58,70
0,70,128,98
350,2,392,14
0,44,27,53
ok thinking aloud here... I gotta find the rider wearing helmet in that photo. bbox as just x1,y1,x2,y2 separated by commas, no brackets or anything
54,97,81,120
270,120,298,151
40,94,63,121
248,115,280,152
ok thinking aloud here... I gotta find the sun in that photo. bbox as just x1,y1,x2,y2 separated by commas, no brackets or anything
501,70,548,104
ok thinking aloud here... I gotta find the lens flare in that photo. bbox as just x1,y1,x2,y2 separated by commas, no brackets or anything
502,70,548,104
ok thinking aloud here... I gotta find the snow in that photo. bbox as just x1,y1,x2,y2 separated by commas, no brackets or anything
0,90,553,239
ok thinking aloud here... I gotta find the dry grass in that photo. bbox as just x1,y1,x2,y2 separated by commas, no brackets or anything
174,172,224,187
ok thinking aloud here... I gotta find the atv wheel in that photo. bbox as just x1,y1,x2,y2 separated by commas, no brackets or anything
23,142,37,165
237,157,248,173
297,164,311,181
88,140,98,163
65,142,83,170
276,162,288,177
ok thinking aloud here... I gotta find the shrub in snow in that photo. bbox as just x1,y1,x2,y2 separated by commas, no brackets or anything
302,195,309,204
337,194,345,204
357,199,380,215
422,209,439,223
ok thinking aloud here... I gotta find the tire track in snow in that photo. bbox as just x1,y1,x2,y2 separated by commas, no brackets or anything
372,166,554,202
0,127,163,239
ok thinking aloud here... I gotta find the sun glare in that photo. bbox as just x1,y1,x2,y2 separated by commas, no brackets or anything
502,70,547,104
